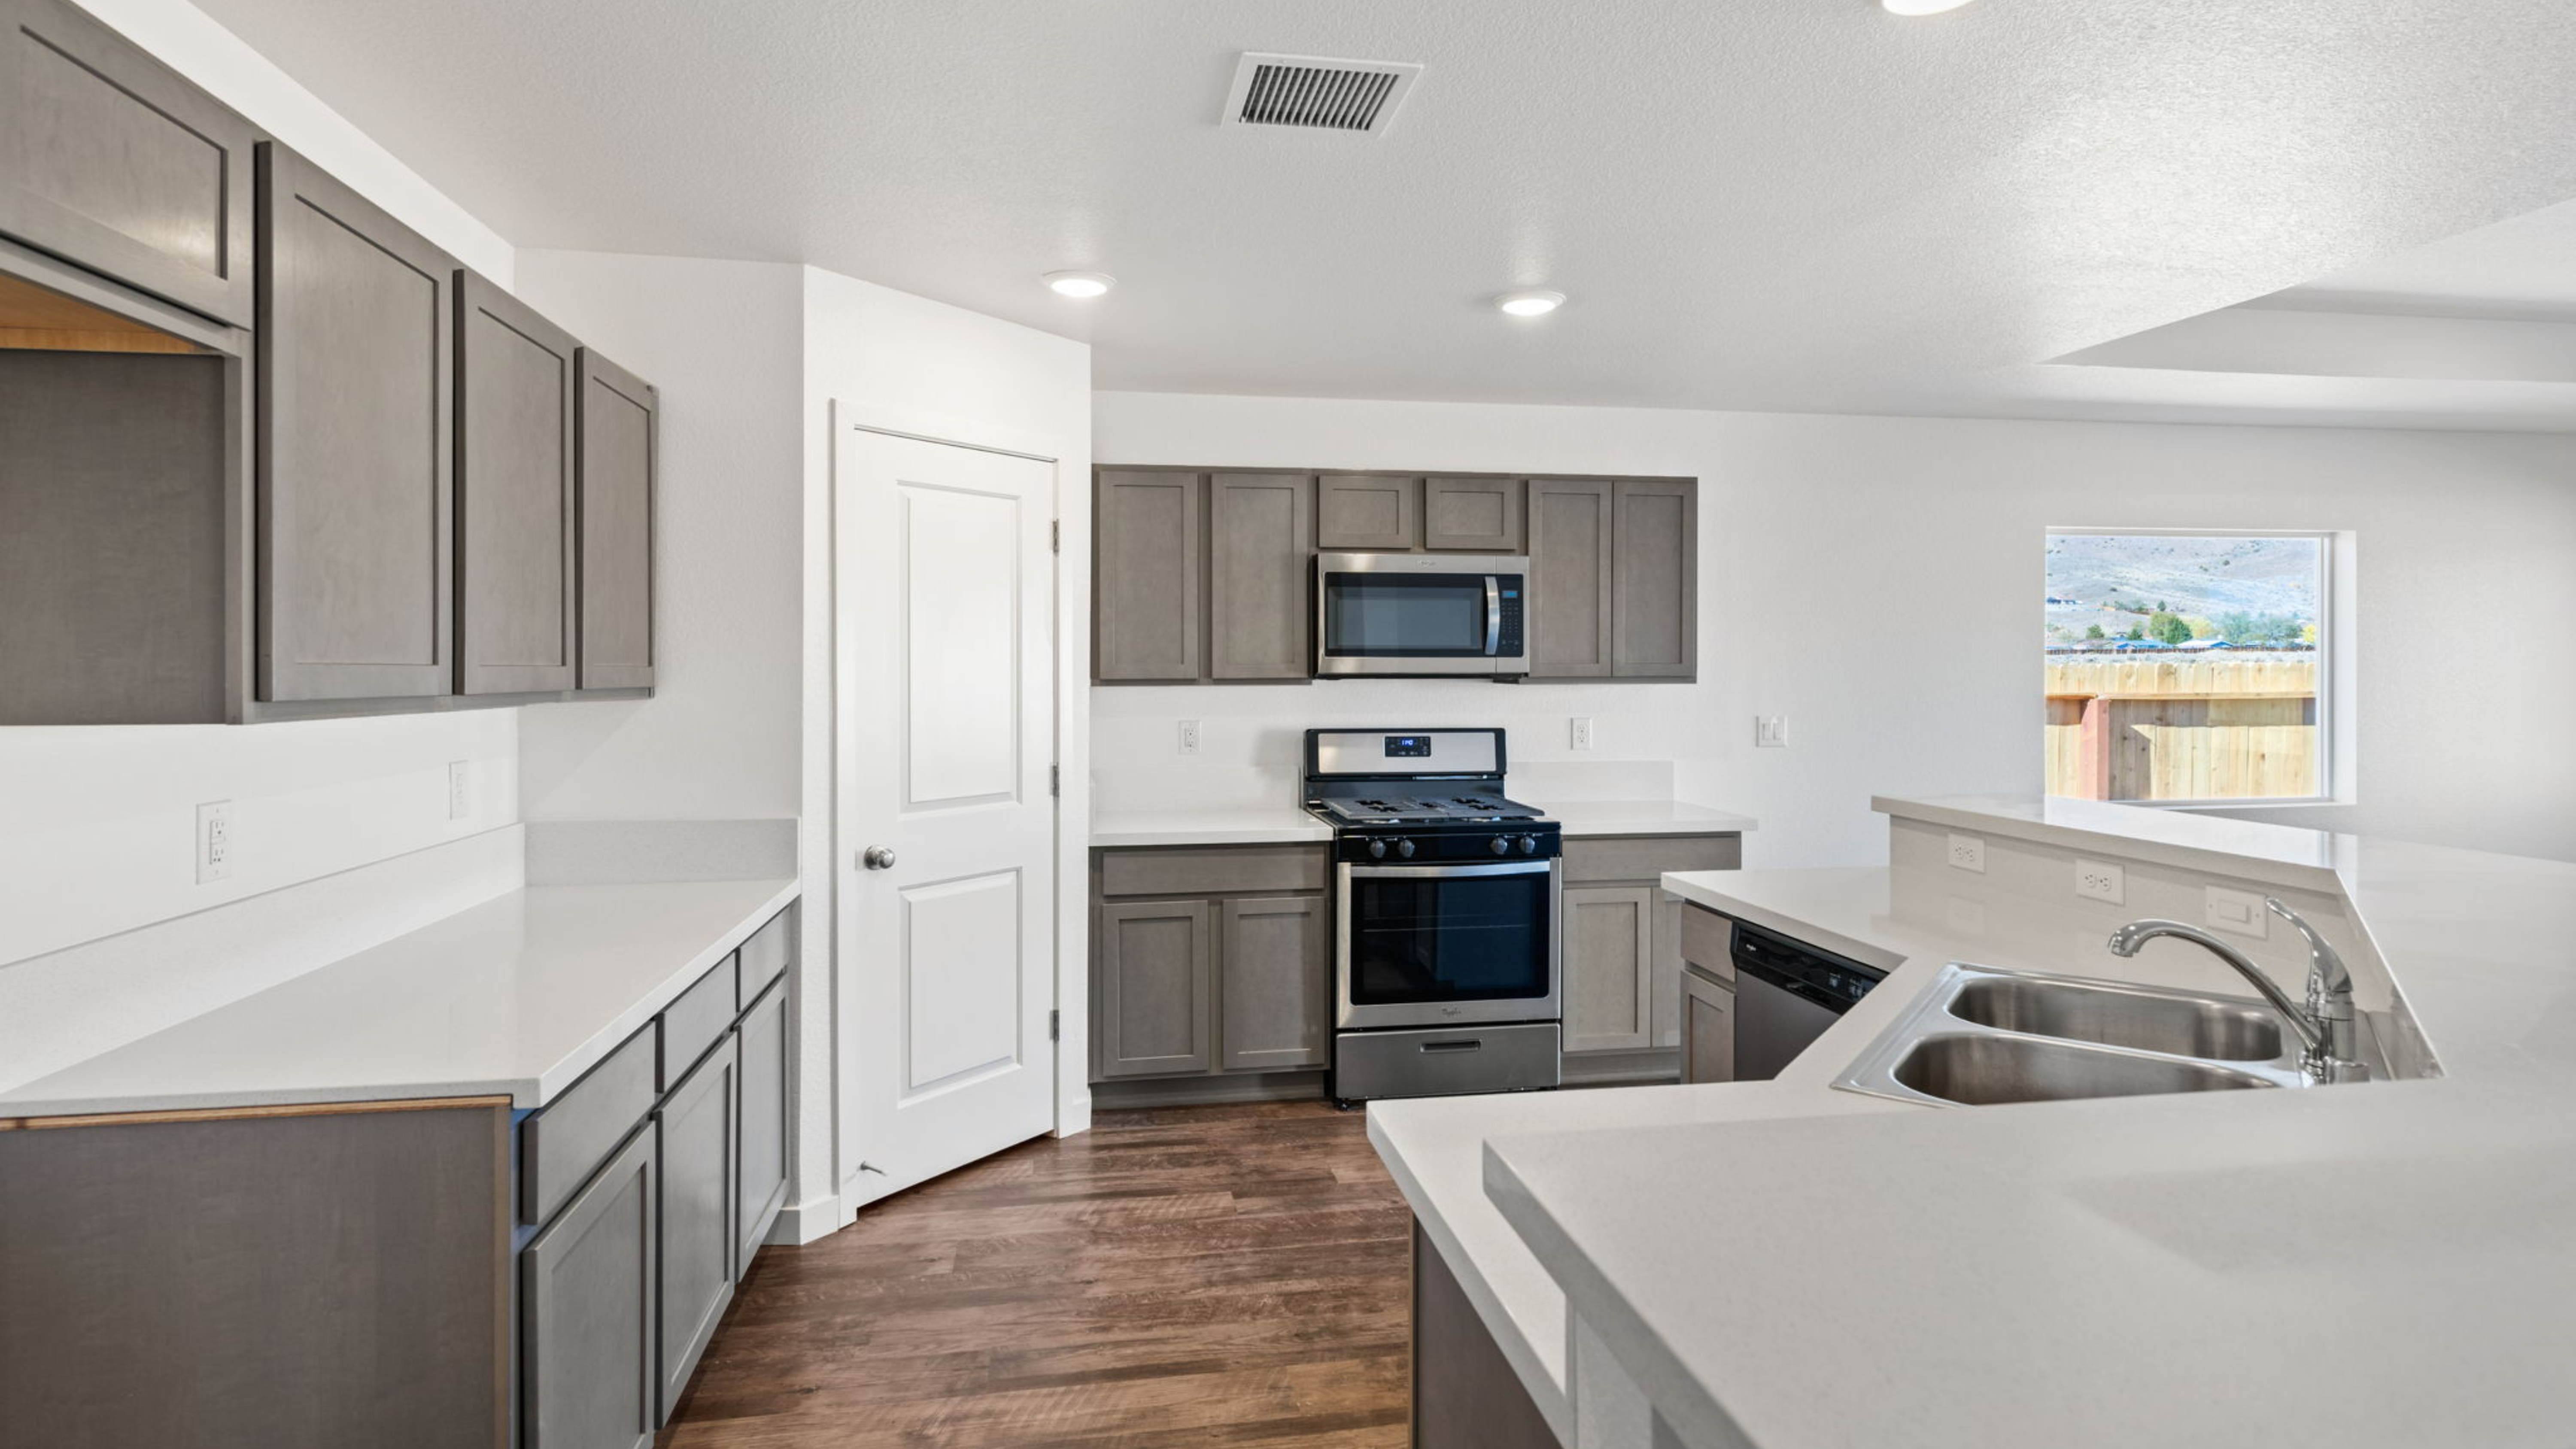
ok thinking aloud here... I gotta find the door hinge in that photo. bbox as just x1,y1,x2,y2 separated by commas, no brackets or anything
1048,1009,1060,1042
1050,519,1061,553
1049,763,1060,796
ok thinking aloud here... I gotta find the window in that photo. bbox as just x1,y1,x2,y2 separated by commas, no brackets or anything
2044,532,2328,803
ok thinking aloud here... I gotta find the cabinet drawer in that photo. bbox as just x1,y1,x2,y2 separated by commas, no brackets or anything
522,1023,658,1226
1680,904,1733,982
737,909,791,1007
1562,833,1741,884
1099,844,1329,898
659,955,739,1088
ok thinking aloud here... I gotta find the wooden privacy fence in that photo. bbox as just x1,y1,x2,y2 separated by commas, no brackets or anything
2045,656,2318,801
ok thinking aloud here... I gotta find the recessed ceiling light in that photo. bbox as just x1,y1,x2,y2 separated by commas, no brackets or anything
1882,0,1979,14
1044,270,1115,298
1495,289,1566,317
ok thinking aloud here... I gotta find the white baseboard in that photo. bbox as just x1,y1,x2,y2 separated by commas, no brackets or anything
1053,1093,1093,1138
771,1191,845,1246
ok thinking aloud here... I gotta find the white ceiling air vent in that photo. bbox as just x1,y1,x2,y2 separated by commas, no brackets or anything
1222,53,1423,136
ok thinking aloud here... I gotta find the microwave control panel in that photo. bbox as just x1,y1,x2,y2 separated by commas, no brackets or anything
1496,576,1525,654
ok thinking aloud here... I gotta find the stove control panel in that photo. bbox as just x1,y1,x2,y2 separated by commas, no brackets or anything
1337,827,1561,865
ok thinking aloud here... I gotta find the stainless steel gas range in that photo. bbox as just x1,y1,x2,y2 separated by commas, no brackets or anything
1302,728,1563,1103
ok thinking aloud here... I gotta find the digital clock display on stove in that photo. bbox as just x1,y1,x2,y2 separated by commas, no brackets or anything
1383,735,1431,757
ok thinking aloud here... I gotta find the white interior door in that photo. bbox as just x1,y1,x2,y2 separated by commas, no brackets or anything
836,427,1057,1207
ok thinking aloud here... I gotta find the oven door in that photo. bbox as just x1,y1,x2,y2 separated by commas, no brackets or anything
1316,561,1501,676
1337,859,1562,1029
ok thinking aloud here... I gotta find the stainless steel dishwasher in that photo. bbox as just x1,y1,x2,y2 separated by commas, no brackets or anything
1729,920,1887,1081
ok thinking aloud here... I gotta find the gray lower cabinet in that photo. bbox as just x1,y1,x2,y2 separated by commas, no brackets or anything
456,270,578,695
257,141,458,705
1681,966,1737,1084
1563,885,1655,1054
1560,834,1743,1081
734,978,790,1275
575,349,657,691
1413,1220,1556,1449
1423,476,1525,552
1317,472,1419,549
1219,895,1331,1071
1209,471,1315,680
1094,468,1203,682
656,1032,738,1424
1096,897,1215,1077
522,1123,658,1449
0,0,259,325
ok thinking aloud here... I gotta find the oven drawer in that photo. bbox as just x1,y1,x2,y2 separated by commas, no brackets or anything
1334,1022,1561,1101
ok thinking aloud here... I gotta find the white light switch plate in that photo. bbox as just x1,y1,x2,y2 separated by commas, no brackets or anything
1754,716,1788,748
196,800,233,884
2074,859,2126,905
1946,832,1986,873
2205,885,2269,939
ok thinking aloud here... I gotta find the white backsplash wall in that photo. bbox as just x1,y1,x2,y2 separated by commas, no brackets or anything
1094,392,2576,868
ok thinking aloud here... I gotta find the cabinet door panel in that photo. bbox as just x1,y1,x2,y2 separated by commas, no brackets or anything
456,271,576,694
1653,895,1684,1049
1564,886,1653,1054
1219,895,1329,1071
1209,471,1314,680
1094,470,1202,681
1422,477,1525,552
577,349,656,690
0,0,257,324
735,980,790,1275
523,1123,655,1449
656,1033,736,1424
256,143,456,703
1612,479,1695,678
1317,473,1419,550
1526,479,1612,678
1096,899,1212,1077
1681,971,1736,1084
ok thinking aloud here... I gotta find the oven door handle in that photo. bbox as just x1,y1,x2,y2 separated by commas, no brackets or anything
1346,860,1555,881
1485,575,1502,656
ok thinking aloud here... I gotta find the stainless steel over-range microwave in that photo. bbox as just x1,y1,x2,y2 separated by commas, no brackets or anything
1314,552,1529,677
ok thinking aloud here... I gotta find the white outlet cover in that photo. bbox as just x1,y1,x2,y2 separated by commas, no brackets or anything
447,760,471,820
196,800,234,884
1570,717,1595,750
1946,832,1986,873
2074,858,2126,905
2205,885,2270,939
1177,719,1202,755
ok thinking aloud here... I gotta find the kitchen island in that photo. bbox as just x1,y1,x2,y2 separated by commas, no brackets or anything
1374,794,2576,1448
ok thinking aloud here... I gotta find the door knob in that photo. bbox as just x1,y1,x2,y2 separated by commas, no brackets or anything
861,845,897,870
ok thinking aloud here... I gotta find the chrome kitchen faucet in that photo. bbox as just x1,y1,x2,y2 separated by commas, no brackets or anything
2107,898,2369,1084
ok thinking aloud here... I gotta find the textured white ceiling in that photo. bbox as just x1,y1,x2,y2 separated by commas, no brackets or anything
185,0,2576,424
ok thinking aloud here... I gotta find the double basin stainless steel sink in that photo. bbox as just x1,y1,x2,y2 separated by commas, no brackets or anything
1834,963,2309,1107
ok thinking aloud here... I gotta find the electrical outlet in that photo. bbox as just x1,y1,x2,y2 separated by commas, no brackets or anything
2074,859,2126,905
1177,719,1201,756
1570,717,1594,751
1946,832,1986,873
196,801,234,884
1754,715,1788,748
447,760,470,820
2205,885,2269,939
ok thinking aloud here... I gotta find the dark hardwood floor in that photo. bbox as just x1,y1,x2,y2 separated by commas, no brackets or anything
659,1101,1411,1448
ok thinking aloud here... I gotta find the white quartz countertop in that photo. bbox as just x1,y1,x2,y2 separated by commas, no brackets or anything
0,878,797,1118
1378,795,2576,1448
1089,799,1753,848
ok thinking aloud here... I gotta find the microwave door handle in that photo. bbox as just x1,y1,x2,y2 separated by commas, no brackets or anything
1485,576,1502,656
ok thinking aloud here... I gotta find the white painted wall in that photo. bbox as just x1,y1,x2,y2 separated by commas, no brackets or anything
1094,393,2576,866
802,267,1095,1206
2,1,522,989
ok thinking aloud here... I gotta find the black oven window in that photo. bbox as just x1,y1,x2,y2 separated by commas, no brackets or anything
1323,574,1489,656
1347,869,1552,1004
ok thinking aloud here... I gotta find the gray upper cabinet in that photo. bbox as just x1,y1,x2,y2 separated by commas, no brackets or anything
576,349,656,691
0,0,258,325
1218,895,1330,1072
1096,898,1214,1078
456,271,577,696
1612,479,1695,678
656,1033,738,1425
256,143,457,704
1317,473,1419,550
1527,479,1614,678
734,978,790,1276
1208,471,1314,680
1094,469,1203,682
1423,476,1525,552
523,1123,657,1449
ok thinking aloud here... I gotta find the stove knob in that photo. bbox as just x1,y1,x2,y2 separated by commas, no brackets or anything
1489,835,1511,856
1518,834,1539,855
1367,838,1388,860
1396,838,1417,860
